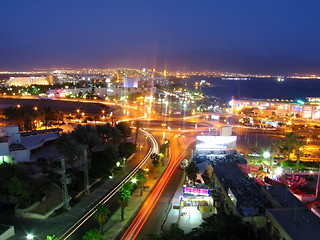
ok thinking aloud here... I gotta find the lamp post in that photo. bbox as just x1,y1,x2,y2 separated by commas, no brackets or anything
123,157,126,174
26,234,41,240
263,151,271,171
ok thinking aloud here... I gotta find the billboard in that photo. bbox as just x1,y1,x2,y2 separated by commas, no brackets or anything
196,136,237,150
183,187,210,196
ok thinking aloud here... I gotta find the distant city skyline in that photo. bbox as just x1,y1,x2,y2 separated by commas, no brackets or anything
1,0,320,73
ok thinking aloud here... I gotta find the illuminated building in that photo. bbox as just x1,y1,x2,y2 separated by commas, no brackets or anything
6,76,50,86
230,98,320,119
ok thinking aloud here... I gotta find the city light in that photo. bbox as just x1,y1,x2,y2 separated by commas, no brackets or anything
274,167,283,176
263,151,271,159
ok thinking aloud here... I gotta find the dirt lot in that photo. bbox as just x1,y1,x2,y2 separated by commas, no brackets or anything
0,97,118,116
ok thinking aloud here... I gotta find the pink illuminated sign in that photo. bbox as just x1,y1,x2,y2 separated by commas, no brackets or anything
183,187,210,196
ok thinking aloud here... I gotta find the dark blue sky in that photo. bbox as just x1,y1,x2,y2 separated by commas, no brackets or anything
1,0,320,71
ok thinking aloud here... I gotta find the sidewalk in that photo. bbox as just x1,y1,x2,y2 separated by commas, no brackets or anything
102,164,166,239
163,172,205,234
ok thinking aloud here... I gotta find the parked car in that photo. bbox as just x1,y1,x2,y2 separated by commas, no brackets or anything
248,152,261,157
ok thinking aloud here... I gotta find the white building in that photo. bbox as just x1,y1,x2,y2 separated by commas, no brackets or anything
0,126,60,163
0,126,29,163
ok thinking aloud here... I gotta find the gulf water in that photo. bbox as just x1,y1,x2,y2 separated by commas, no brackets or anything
184,77,320,100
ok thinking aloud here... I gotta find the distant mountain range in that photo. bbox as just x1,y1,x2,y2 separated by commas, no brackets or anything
2,50,320,75
102,50,320,75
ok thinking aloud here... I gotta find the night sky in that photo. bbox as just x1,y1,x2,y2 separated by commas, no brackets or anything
1,0,320,71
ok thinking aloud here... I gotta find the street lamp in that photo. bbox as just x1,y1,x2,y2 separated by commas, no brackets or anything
123,157,126,174
26,234,40,240
131,178,137,184
263,151,271,159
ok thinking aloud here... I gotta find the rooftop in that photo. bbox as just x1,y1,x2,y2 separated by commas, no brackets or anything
266,185,307,209
214,163,269,217
267,208,320,240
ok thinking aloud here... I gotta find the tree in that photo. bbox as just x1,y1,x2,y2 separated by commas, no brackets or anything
111,127,121,145
118,142,136,159
72,124,99,152
93,204,110,234
117,182,132,221
116,122,131,142
82,229,102,240
295,140,304,171
188,213,258,240
0,163,35,204
283,133,298,161
271,140,283,169
135,169,148,196
46,235,59,240
56,133,82,168
151,153,160,179
134,120,143,146
96,123,113,144
159,139,170,166
153,223,185,240
185,161,199,185
91,143,119,177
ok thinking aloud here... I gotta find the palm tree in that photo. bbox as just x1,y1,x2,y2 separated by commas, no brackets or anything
134,120,143,146
82,229,102,240
116,122,131,142
56,133,82,168
135,169,148,196
283,133,298,161
295,140,304,171
72,124,99,152
185,161,199,185
151,153,160,179
271,140,283,169
93,204,110,234
46,235,59,240
117,182,133,221
96,123,113,144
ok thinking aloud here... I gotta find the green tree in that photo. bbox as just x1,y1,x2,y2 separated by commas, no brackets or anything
91,143,119,177
111,127,121,145
46,235,59,240
72,124,99,152
116,122,132,142
82,229,102,240
134,120,143,146
117,182,133,221
96,123,113,144
8,176,32,203
283,133,298,161
188,213,257,240
135,169,148,196
93,204,110,234
118,142,136,158
56,133,82,168
151,153,160,179
295,140,304,171
153,223,185,240
271,140,283,169
0,163,34,204
185,161,199,185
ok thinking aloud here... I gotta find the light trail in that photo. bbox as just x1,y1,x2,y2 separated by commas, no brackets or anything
58,130,158,239
120,134,186,240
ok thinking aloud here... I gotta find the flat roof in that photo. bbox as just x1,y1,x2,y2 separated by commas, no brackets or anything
267,208,320,240
267,185,307,209
213,163,269,217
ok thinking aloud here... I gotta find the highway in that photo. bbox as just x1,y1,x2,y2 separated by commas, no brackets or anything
120,134,190,240
58,129,158,239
